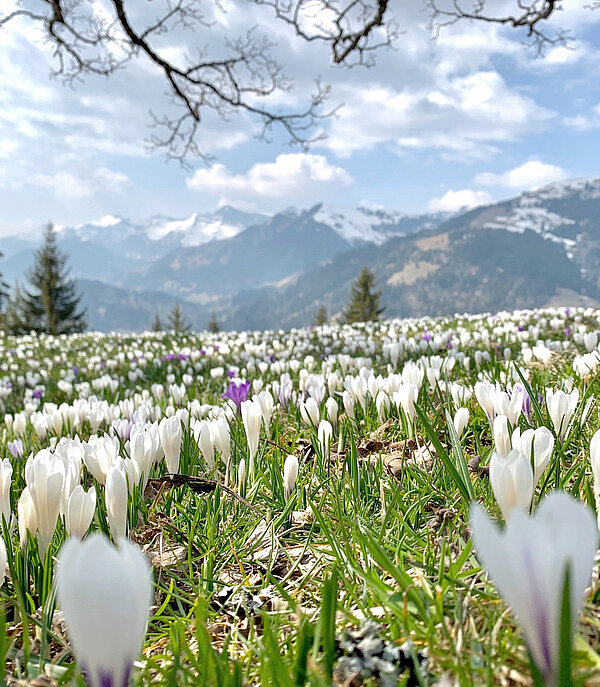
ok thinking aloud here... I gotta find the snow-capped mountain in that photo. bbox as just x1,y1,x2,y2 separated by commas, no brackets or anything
315,205,448,244
5,177,600,331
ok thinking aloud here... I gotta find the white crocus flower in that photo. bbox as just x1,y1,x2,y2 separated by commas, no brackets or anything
489,449,534,522
283,454,299,501
105,465,128,540
241,399,262,480
546,388,579,442
56,534,152,687
512,426,555,486
471,492,597,687
493,415,512,457
65,485,96,539
158,416,183,474
453,407,469,439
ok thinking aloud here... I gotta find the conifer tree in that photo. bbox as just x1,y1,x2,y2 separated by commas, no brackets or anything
342,267,384,324
313,305,328,326
5,282,29,335
207,310,220,333
20,224,87,334
151,312,162,332
167,302,191,333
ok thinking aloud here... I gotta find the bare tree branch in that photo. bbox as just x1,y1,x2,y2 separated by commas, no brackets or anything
427,1,569,54
0,0,333,162
1,0,597,162
256,0,400,66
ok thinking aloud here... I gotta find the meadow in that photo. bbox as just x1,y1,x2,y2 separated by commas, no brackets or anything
1,307,600,686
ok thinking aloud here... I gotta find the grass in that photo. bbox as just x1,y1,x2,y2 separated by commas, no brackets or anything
0,310,599,685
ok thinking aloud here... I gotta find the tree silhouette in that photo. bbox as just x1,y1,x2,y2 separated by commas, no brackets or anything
342,267,384,324
19,224,87,335
167,302,191,333
313,305,328,326
208,311,220,333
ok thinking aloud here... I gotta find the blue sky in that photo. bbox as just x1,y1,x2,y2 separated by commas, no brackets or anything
1,0,600,236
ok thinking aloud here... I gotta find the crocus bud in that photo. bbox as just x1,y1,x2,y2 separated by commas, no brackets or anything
105,465,128,540
325,397,338,433
56,534,153,687
470,492,597,687
300,398,320,427
375,391,390,423
241,399,262,480
283,454,299,501
238,458,247,490
0,458,13,531
13,412,27,437
453,407,469,439
211,418,231,466
342,390,355,421
546,388,579,442
129,427,157,491
493,415,511,457
66,485,96,539
474,381,496,426
257,390,274,435
158,416,183,474
18,487,37,548
317,420,333,458
195,420,215,470
25,449,66,557
489,449,534,521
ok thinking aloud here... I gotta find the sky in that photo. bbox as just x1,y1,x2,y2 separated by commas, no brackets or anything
1,0,600,237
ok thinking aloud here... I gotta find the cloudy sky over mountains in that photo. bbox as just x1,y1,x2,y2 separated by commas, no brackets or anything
1,0,600,236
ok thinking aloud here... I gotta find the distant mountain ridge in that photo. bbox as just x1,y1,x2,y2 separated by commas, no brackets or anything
3,177,600,331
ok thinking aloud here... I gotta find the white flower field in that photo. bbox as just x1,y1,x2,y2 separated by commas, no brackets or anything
1,307,600,686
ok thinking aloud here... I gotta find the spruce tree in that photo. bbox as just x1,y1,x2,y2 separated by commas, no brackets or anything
207,310,220,333
313,305,328,326
342,267,385,324
5,282,29,335
21,224,87,334
151,312,162,332
167,302,191,333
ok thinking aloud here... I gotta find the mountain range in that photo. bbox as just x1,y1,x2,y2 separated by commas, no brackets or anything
2,177,600,331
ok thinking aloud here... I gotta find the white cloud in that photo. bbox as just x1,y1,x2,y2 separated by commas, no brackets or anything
428,189,493,213
474,160,568,189
324,71,553,159
28,168,131,199
564,104,600,131
186,153,353,206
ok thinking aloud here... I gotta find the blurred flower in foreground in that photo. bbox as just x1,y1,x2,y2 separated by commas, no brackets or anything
56,534,152,687
471,492,597,687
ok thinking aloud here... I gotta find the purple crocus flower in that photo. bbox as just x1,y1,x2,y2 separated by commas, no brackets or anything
221,380,250,411
226,369,236,379
513,383,531,419
32,390,43,400
7,439,23,459
112,419,133,442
